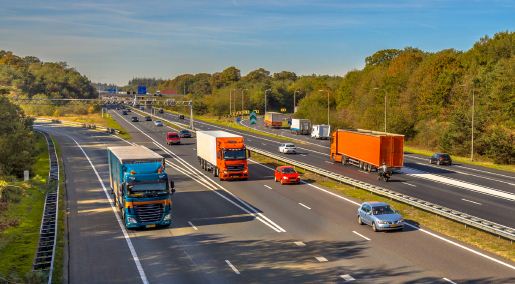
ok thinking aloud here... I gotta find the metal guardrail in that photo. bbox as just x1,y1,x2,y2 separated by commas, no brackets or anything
248,146,515,241
35,118,119,134
128,106,515,240
33,131,60,283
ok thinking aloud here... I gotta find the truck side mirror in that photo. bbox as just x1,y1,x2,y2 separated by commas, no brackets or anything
169,181,175,194
247,150,251,158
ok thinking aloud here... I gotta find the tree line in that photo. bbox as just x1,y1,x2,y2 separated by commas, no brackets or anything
127,32,513,164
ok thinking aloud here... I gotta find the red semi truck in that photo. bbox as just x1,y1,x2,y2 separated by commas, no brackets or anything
330,129,404,172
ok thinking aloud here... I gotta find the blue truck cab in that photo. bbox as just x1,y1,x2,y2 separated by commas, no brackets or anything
107,146,175,229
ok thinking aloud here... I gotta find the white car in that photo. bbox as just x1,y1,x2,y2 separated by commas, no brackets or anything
279,143,297,154
154,120,163,127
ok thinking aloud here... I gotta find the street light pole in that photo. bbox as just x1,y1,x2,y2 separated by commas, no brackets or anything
241,88,248,115
471,88,475,161
318,89,330,126
373,87,387,132
229,89,234,116
265,88,271,114
294,90,300,113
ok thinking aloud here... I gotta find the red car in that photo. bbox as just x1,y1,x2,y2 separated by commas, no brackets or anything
274,166,300,185
166,132,181,145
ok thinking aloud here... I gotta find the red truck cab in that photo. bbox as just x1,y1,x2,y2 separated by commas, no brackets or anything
166,132,181,145
274,166,300,185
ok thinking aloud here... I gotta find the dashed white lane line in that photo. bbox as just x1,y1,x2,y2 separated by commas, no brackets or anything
352,231,371,241
461,198,482,205
262,143,267,145
298,203,311,210
225,260,240,275
188,221,198,230
442,277,457,284
340,274,356,281
264,185,272,190
402,182,416,187
324,161,334,164
300,154,307,157
294,241,306,247
315,256,328,262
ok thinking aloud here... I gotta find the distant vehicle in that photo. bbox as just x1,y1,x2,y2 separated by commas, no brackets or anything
154,120,163,127
264,112,291,128
145,116,152,121
126,108,131,112
179,129,192,138
274,166,300,185
139,106,145,110
158,109,164,114
290,119,311,135
278,143,297,154
330,129,404,172
357,202,404,232
166,132,181,145
196,130,249,180
107,145,175,229
122,111,128,115
131,116,139,122
311,124,330,139
429,153,452,165
179,114,185,119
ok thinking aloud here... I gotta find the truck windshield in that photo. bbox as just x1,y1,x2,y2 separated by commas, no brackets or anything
223,149,246,160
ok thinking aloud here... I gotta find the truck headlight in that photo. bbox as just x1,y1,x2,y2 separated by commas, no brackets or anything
283,176,288,179
128,217,138,224
163,213,172,221
223,170,228,174
243,170,248,173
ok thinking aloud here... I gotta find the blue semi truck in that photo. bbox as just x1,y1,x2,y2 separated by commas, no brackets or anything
107,145,175,229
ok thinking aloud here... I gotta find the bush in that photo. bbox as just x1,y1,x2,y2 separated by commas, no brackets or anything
480,127,515,164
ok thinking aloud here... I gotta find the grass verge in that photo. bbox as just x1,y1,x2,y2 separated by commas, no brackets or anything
251,151,515,262
51,136,65,284
0,132,49,282
404,145,514,173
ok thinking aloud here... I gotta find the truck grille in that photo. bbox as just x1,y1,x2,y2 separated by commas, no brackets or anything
227,165,245,172
134,203,163,223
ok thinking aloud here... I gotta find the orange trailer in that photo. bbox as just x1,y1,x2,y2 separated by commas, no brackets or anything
330,129,404,171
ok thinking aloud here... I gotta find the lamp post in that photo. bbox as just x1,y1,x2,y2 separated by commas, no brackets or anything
459,83,476,161
318,89,330,126
242,88,248,115
373,87,387,132
229,89,235,116
264,88,272,114
294,89,301,113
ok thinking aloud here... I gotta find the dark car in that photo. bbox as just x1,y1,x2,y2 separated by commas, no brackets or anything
131,116,139,122
429,153,452,165
179,114,185,119
179,129,192,138
122,110,128,115
158,109,164,114
145,116,152,121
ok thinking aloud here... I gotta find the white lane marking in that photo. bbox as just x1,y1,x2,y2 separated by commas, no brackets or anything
315,256,328,262
188,221,198,230
70,137,149,284
264,185,272,189
294,241,306,247
442,277,457,284
114,112,287,233
461,198,482,205
415,162,515,186
455,165,515,180
261,143,267,146
300,154,307,157
402,182,416,187
298,203,311,210
324,161,334,164
340,274,356,281
192,148,196,150
402,167,515,201
352,231,371,241
225,260,240,275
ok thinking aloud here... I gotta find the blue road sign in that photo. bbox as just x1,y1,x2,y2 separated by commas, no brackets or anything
137,85,147,95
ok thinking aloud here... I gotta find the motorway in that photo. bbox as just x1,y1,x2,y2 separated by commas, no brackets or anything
33,109,515,283
137,108,515,229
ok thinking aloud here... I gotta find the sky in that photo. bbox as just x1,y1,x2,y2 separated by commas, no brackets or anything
0,0,513,85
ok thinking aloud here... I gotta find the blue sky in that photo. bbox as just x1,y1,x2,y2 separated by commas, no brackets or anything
0,0,513,85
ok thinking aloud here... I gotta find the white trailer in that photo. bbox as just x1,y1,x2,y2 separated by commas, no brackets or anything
311,124,331,139
290,119,311,135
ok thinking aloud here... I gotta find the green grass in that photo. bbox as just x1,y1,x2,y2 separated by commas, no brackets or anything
404,145,514,173
251,152,515,262
0,132,49,281
103,113,131,140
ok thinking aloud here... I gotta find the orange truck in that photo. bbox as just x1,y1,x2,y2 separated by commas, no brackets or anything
264,112,291,128
196,130,249,180
330,129,404,172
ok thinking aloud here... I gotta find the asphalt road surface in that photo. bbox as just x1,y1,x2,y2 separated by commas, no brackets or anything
34,109,513,283
138,107,515,229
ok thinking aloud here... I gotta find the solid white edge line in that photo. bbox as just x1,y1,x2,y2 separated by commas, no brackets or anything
225,260,240,275
294,241,306,246
188,221,198,230
250,152,515,271
298,202,311,210
315,256,328,262
402,182,416,187
70,137,149,284
352,231,371,241
340,274,356,281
